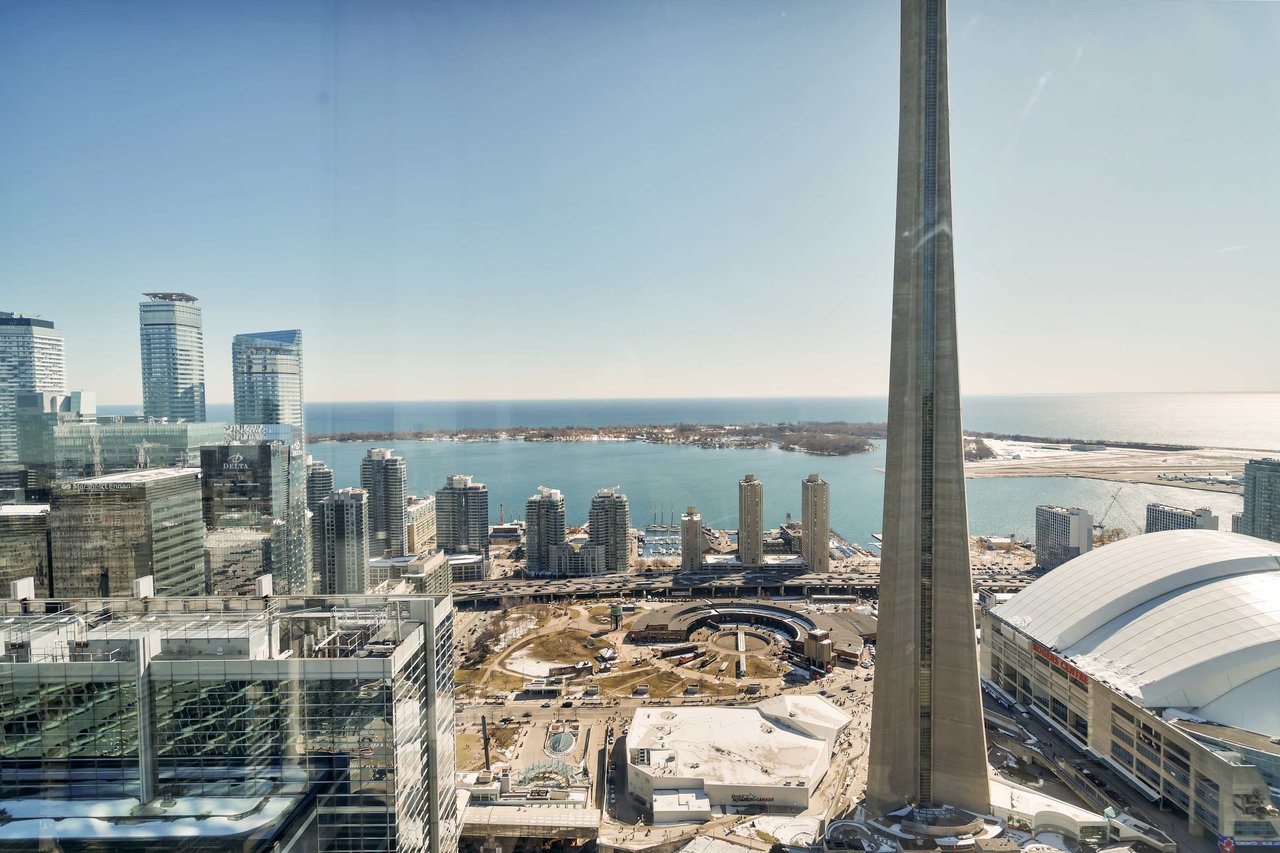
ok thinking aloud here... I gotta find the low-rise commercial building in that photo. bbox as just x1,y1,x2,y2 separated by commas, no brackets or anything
370,549,451,597
625,696,849,822
548,540,607,577
447,551,492,584
982,530,1280,844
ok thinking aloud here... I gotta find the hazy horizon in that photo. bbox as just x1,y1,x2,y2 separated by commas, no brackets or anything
94,389,1280,410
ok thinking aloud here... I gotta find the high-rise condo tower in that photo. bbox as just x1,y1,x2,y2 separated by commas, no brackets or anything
139,293,206,422
738,474,764,567
361,448,408,558
232,329,305,433
801,474,831,572
866,0,989,816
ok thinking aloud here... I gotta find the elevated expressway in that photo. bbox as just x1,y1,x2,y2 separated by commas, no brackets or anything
449,565,1030,608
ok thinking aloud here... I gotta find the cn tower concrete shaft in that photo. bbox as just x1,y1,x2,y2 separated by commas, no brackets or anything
865,0,990,816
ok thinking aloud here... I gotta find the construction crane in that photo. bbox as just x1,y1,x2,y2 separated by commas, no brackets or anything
1093,484,1143,536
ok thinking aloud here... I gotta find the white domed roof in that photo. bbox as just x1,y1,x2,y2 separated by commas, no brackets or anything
993,530,1280,734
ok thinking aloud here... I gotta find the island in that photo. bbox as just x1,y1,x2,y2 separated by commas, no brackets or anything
308,421,883,456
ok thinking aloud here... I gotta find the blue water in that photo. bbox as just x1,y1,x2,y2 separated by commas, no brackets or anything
305,437,1243,551
98,394,1264,545
101,392,1280,450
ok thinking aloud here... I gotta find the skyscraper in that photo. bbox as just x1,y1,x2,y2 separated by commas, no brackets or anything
201,440,311,595
306,457,334,511
313,487,370,594
361,448,408,558
525,487,567,575
1035,505,1094,571
866,0,989,817
588,487,631,574
49,468,206,598
801,474,831,572
0,312,66,467
435,474,489,554
680,506,703,572
232,329,305,432
738,474,764,567
1241,458,1280,543
139,293,206,422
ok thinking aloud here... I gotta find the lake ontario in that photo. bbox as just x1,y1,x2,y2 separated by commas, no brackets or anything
104,393,1269,546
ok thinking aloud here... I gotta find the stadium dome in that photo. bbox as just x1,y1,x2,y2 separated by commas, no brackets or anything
993,529,1280,734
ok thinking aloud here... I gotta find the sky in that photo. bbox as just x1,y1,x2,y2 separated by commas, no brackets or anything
2,0,1277,405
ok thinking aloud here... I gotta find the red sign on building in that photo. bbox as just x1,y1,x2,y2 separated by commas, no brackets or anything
1033,643,1090,685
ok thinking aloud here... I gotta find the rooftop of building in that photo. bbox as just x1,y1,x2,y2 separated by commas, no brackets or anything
626,696,849,788
0,504,50,516
993,529,1280,736
0,311,56,329
0,594,443,665
233,329,301,345
142,292,198,302
757,694,854,735
0,790,305,845
64,467,199,485
1170,718,1280,757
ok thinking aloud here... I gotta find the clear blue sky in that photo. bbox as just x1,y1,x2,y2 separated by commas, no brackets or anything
2,0,1277,404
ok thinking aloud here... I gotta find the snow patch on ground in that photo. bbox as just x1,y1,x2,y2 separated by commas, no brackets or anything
733,815,822,846
504,648,555,677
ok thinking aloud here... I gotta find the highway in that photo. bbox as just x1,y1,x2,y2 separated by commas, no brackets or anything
450,565,1031,607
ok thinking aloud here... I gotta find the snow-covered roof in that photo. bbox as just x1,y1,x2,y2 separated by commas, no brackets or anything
757,694,852,745
626,702,838,787
993,530,1280,734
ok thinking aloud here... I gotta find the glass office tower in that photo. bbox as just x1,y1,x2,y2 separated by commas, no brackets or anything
201,438,311,596
0,593,458,853
48,469,205,598
0,312,66,468
17,411,225,483
232,329,305,433
139,293,206,422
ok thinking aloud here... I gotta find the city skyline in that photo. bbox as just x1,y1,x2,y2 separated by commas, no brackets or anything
3,0,1278,403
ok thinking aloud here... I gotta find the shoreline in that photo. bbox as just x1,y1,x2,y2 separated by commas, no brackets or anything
308,422,879,457
310,429,1259,496
960,438,1251,494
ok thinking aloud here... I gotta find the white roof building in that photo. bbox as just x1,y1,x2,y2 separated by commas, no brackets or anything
625,697,850,822
994,529,1280,733
983,530,1280,843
